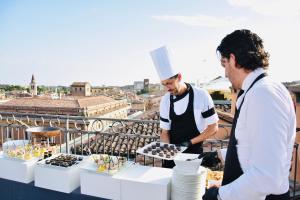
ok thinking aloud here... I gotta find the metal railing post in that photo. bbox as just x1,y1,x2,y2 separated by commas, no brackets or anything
65,116,70,154
293,143,298,199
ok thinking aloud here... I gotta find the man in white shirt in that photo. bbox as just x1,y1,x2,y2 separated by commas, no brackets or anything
203,30,296,200
150,46,219,168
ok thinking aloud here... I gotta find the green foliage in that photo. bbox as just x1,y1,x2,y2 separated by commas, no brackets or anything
136,88,149,95
0,85,27,92
57,87,70,94
37,86,47,94
0,84,70,95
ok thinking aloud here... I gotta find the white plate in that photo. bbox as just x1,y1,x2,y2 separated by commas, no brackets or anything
173,153,202,174
207,179,222,188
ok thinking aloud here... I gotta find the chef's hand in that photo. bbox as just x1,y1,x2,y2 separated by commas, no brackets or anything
177,140,192,148
203,187,219,200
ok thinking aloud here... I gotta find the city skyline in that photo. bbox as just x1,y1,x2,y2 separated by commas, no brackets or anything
1,0,300,86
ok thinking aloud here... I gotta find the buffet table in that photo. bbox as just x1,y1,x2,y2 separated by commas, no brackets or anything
0,177,108,200
0,152,173,200
80,162,172,200
0,148,211,200
0,165,172,200
0,152,38,183
113,164,172,200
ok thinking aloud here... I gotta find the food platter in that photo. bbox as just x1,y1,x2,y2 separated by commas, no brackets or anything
82,154,132,176
37,153,85,170
137,141,187,160
206,169,223,188
2,141,58,162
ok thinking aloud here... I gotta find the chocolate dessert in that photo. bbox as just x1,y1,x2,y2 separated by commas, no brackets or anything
151,150,157,155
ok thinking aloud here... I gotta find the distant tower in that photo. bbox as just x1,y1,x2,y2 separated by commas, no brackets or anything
30,74,37,96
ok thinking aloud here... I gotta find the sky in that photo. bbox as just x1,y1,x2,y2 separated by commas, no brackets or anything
0,0,300,87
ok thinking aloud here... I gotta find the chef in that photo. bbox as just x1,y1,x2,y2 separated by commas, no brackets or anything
150,46,219,168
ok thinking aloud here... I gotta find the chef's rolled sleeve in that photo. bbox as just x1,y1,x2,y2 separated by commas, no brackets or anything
159,95,171,130
201,90,219,125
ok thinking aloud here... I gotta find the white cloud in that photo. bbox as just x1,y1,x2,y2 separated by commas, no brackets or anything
152,15,246,28
228,0,300,17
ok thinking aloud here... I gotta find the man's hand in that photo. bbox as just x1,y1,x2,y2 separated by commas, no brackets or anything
176,140,192,148
203,187,219,200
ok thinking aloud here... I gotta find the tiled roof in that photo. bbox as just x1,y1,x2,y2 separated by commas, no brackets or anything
0,96,116,109
0,98,80,108
288,85,300,93
77,96,116,107
71,82,90,86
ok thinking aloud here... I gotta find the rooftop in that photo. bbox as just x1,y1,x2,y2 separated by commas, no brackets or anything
70,82,91,87
0,95,117,109
288,85,300,93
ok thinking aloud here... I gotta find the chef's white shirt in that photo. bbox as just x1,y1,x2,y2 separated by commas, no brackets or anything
219,68,296,200
159,85,219,133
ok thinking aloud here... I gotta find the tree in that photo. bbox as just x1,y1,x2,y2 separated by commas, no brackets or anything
1,85,26,92
136,89,149,95
37,86,47,94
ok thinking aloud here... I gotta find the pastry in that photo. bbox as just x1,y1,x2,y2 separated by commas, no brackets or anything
151,150,157,155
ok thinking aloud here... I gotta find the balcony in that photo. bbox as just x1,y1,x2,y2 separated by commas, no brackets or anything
0,111,299,199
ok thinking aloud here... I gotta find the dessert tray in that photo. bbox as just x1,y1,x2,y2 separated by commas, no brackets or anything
37,153,85,169
137,142,187,160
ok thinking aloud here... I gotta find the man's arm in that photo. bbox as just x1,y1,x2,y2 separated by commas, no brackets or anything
190,88,219,145
191,123,218,145
160,129,170,143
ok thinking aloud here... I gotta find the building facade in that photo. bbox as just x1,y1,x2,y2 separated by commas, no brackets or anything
70,82,91,96
0,95,130,144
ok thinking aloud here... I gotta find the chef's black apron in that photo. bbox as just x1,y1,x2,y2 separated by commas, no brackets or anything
163,83,203,168
222,73,289,200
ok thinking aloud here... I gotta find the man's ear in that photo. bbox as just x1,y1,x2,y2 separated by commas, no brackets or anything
229,53,241,69
177,73,182,81
229,53,236,63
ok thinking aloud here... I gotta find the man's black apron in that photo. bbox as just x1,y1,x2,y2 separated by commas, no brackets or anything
222,73,289,200
163,83,203,168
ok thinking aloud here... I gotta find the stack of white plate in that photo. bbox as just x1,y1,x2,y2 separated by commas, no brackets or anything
171,166,207,200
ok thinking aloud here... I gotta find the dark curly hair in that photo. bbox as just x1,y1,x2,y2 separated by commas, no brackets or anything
217,29,270,70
